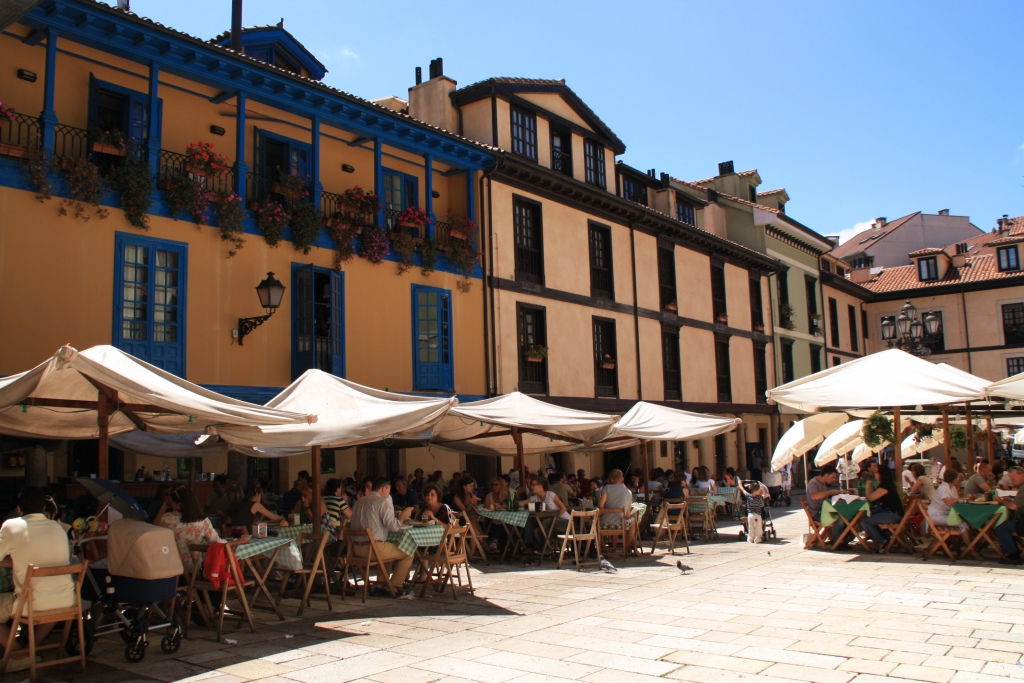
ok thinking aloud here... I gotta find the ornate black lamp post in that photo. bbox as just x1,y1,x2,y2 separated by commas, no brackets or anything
880,300,941,356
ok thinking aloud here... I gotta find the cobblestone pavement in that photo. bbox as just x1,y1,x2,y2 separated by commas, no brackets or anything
16,502,1024,682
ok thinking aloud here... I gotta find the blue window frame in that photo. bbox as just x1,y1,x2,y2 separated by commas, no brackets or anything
412,285,453,392
383,169,418,229
113,233,187,376
88,75,162,149
292,264,344,379
255,129,311,199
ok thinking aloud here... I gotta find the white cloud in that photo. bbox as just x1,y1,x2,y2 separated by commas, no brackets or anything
1019,142,1024,152
319,47,360,63
832,219,873,246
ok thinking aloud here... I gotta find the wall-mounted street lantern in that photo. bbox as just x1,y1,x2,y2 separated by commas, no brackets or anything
880,299,941,357
237,272,285,345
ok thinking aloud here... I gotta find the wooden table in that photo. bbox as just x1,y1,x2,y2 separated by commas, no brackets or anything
821,499,871,550
387,523,446,595
233,537,293,619
477,508,528,560
948,503,1008,560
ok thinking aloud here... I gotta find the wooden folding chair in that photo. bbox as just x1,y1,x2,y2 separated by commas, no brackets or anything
427,524,474,599
278,531,333,616
1,562,88,682
801,497,827,549
599,507,631,559
184,543,255,642
450,511,489,564
649,501,690,555
686,498,717,541
916,500,968,561
880,496,921,554
557,509,602,570
339,527,397,602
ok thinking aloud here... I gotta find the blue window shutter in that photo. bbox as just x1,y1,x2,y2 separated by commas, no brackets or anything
292,263,315,379
412,285,453,392
128,96,148,145
329,270,345,376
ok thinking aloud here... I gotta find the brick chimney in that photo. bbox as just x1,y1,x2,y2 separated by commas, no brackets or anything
873,217,887,229
408,57,458,133
717,160,735,176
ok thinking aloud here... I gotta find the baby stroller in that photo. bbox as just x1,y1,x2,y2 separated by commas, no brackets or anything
763,471,790,507
736,483,778,541
81,519,184,662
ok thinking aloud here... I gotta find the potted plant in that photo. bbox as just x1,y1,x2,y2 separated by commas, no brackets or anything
600,353,616,370
324,213,359,267
445,229,480,291
161,172,208,224
211,190,245,256
109,146,152,230
395,206,429,237
183,141,230,178
446,211,475,241
90,129,128,156
288,196,322,255
861,412,895,448
524,344,548,362
339,186,378,226
779,303,795,330
271,171,307,203
0,101,26,158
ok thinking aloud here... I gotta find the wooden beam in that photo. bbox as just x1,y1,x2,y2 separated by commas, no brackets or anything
892,406,902,474
311,445,322,535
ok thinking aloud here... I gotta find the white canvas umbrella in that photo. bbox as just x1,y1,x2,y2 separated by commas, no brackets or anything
770,413,848,472
814,420,867,466
901,430,944,457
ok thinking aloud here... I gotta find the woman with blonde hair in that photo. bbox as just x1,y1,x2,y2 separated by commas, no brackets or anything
599,469,636,551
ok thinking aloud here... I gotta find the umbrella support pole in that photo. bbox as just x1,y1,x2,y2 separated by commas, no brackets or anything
892,406,903,474
311,445,322,536
965,403,975,469
97,390,112,480
512,428,525,491
985,415,995,468
942,409,952,471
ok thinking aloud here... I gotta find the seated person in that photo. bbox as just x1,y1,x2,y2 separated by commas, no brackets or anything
322,478,352,533
599,469,637,550
663,475,688,501
159,485,247,574
859,464,904,550
420,485,451,524
350,478,414,596
229,482,286,533
0,488,76,669
390,476,420,511
907,463,935,501
523,477,569,554
204,474,233,519
993,466,1024,564
548,473,572,509
927,469,970,540
484,477,514,510
806,465,850,546
721,467,740,487
693,467,717,494
962,462,994,498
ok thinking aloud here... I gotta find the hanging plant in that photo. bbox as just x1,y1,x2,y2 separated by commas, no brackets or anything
183,141,230,177
359,225,390,263
949,425,967,450
58,156,108,221
861,412,894,448
252,199,289,246
338,185,378,226
325,213,358,267
211,190,245,256
24,144,52,202
390,229,421,274
913,423,934,443
288,198,321,255
109,150,152,230
419,236,438,275
162,173,208,223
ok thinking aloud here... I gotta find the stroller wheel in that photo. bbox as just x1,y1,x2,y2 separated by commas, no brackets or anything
160,625,183,654
65,616,96,656
124,642,146,663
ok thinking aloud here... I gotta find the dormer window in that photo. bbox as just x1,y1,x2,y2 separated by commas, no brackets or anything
510,106,537,160
584,139,605,189
675,196,695,226
918,256,938,281
998,246,1020,272
550,126,572,176
622,177,647,206
748,185,757,202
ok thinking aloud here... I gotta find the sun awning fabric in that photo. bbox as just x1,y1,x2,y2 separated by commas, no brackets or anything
110,431,230,459
770,413,848,472
985,371,1024,400
430,392,617,456
0,345,314,439
214,369,456,454
604,402,740,443
766,349,990,412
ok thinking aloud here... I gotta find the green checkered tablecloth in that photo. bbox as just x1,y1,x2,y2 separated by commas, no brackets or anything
820,499,870,528
386,524,446,556
948,503,1008,530
235,536,293,561
271,523,312,540
477,507,529,528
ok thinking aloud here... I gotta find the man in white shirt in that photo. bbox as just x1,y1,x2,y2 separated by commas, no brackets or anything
0,487,75,664
349,478,414,596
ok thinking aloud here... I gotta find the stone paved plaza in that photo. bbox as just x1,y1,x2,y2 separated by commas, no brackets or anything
20,504,1024,682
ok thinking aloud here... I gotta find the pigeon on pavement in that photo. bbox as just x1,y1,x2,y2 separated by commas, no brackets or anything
600,558,617,573
676,561,693,574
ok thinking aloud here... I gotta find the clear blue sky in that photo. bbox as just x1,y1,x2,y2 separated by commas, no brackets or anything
112,0,1024,244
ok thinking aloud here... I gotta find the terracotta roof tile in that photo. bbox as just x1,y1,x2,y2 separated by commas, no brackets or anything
907,247,946,257
861,253,1023,292
689,168,759,185
757,188,786,197
985,235,1024,247
829,212,920,258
